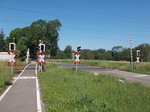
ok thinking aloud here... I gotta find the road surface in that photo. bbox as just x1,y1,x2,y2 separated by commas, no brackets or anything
56,63,150,86
0,63,42,112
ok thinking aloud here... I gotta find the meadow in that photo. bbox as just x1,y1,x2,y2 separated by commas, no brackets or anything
0,61,12,93
38,63,150,112
0,60,26,93
49,59,150,75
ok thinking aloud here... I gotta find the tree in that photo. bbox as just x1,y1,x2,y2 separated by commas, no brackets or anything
112,46,124,60
6,19,62,59
102,50,112,60
120,48,130,61
17,39,27,61
45,19,62,57
23,26,45,59
135,43,150,61
93,49,106,60
0,29,6,51
81,49,94,60
31,19,46,29
64,45,72,59
56,49,67,59
7,28,22,44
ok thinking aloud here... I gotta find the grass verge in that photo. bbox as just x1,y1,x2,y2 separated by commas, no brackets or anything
48,59,150,75
0,60,26,93
38,63,150,112
0,61,12,93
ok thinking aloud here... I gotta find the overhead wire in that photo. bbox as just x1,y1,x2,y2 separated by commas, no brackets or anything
1,6,150,26
8,0,150,24
0,5,150,41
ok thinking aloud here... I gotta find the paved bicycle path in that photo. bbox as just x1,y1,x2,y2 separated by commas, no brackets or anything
0,64,42,112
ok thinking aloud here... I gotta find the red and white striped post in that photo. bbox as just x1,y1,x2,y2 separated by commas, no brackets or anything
130,33,133,69
73,51,81,64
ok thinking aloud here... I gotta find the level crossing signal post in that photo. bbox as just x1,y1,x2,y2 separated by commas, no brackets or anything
73,45,81,72
8,43,17,74
136,50,140,69
37,41,46,72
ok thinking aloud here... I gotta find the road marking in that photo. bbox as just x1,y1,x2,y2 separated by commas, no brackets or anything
35,64,42,112
0,64,29,102
13,76,36,80
134,75,149,78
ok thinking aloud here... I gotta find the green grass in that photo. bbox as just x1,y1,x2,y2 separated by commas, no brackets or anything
48,59,150,75
38,63,150,112
81,60,129,69
0,60,26,93
122,63,150,75
13,59,27,74
0,61,12,93
49,59,73,64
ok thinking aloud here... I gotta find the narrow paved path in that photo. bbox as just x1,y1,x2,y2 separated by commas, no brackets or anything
0,63,42,112
56,63,150,86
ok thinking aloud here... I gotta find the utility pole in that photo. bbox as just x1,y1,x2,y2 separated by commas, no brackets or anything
130,33,133,70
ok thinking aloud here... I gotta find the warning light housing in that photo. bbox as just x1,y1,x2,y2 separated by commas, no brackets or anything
39,44,45,53
77,46,81,52
136,50,140,57
9,43,16,52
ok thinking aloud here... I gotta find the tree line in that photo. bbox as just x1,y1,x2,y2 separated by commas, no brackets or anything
0,19,61,60
0,19,150,62
56,44,150,62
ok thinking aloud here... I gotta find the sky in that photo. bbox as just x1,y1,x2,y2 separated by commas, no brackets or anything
0,0,150,50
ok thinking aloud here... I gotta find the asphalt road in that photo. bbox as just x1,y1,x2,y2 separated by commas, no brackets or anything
0,63,42,112
56,63,150,86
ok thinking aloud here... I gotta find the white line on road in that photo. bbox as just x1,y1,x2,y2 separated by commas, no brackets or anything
134,75,149,78
0,64,29,102
13,76,36,80
35,64,42,112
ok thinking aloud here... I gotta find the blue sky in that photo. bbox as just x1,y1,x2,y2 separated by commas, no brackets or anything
0,0,150,50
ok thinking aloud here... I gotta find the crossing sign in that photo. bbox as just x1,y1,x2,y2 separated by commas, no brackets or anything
73,45,81,72
8,43,17,65
7,51,17,65
37,52,46,65
73,52,81,64
37,41,46,72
